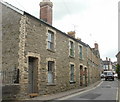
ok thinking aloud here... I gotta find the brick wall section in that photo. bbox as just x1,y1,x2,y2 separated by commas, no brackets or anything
40,6,52,25
40,1,53,25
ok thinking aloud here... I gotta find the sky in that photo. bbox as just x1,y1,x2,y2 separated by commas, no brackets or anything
2,0,119,62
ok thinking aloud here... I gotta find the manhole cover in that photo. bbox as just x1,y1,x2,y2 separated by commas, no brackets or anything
80,93,101,99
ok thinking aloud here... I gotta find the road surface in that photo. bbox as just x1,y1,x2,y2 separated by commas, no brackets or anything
55,79,118,102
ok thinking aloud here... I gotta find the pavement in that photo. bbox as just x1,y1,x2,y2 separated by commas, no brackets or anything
29,80,102,101
118,79,120,102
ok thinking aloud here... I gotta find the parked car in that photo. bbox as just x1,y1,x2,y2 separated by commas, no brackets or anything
114,73,118,78
100,74,105,78
104,71,114,81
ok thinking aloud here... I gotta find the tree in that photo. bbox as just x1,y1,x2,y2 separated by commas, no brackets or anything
116,64,120,79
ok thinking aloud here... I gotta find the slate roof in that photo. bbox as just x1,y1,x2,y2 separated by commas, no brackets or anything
1,1,99,51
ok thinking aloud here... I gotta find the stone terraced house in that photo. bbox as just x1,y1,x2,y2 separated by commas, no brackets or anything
116,52,120,65
1,0,101,99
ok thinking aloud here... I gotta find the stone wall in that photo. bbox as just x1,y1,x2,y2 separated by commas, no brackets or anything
2,85,20,100
18,14,100,96
2,2,101,98
2,4,21,84
117,52,120,65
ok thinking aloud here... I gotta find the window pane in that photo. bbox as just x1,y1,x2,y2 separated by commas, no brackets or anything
48,33,52,42
70,64,74,81
48,72,53,83
51,33,54,43
70,41,74,56
48,61,54,71
48,31,54,50
79,46,82,59
50,42,53,50
70,41,73,49
48,61,54,83
48,42,51,49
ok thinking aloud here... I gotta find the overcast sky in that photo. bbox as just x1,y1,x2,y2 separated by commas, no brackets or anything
3,0,119,61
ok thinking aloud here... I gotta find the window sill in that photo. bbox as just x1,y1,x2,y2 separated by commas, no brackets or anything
69,55,75,58
47,49,55,53
69,81,76,84
79,58,84,61
47,83,56,86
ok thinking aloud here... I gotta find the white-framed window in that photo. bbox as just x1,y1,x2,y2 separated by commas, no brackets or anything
69,40,75,57
104,65,108,70
48,61,55,84
47,31,54,50
70,64,75,82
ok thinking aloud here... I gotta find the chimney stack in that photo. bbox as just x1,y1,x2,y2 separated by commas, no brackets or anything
77,37,81,41
40,0,53,25
94,43,99,50
67,31,76,38
106,57,108,61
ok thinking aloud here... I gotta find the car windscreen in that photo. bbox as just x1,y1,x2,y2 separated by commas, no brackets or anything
107,72,113,75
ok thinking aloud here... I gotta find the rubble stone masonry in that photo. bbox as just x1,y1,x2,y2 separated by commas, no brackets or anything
2,2,101,99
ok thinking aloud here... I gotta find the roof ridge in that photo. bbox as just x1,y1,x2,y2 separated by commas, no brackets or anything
1,0,24,15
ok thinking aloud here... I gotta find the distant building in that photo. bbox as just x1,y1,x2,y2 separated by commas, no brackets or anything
103,57,113,71
99,59,104,73
1,0,101,99
112,61,117,72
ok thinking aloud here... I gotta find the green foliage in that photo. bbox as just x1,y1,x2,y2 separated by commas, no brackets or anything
116,64,120,79
116,64,120,74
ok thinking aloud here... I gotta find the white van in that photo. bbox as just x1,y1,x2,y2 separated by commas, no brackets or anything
103,71,114,81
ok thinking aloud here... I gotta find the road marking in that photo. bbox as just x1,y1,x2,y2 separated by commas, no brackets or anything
57,81,103,100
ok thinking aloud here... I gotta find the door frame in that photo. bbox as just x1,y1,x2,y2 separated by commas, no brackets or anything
26,52,40,94
80,65,83,86
28,56,38,93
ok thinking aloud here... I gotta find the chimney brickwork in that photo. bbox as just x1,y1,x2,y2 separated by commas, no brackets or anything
40,0,53,25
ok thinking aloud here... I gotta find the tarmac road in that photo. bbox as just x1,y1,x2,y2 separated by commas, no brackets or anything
56,79,118,102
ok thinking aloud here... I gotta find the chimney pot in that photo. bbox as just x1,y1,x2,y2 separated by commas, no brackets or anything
67,31,76,38
106,57,108,61
77,37,81,41
94,43,98,50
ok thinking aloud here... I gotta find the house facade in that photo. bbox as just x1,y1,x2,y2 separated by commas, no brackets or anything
102,57,113,71
116,51,120,79
116,52,120,65
1,0,101,99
